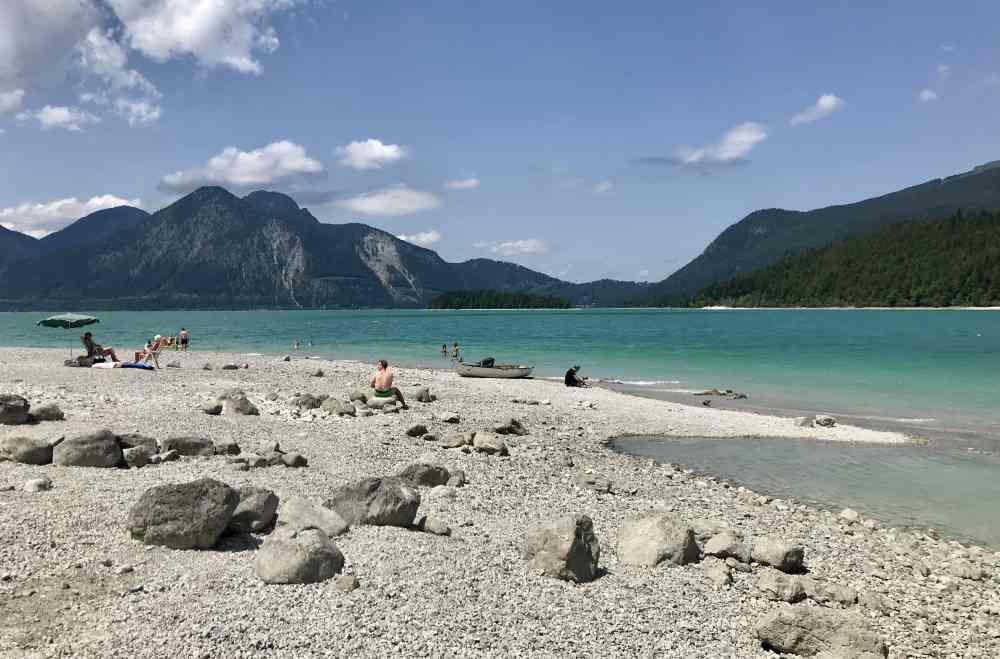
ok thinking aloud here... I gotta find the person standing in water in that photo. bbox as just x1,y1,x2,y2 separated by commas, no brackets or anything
451,342,461,360
440,344,448,357
178,327,190,351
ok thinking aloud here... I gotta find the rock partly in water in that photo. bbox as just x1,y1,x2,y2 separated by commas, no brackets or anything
617,513,699,567
128,478,239,550
227,487,279,534
815,414,837,427
756,606,889,658
324,477,420,527
523,514,601,583
52,430,123,468
1,436,53,465
254,528,344,585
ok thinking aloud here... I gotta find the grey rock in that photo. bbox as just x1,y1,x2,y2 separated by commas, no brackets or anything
948,559,988,580
752,538,806,573
264,451,285,467
839,508,862,524
1,436,53,465
756,606,888,658
291,394,322,410
324,477,420,527
158,449,179,462
366,396,398,410
128,478,239,550
335,574,360,592
202,363,213,370
159,436,214,457
442,431,472,448
356,408,373,418
213,440,241,456
242,453,269,469
281,452,308,468
220,364,239,370
859,591,895,613
166,360,180,368
23,477,52,493
227,487,279,534
703,530,750,562
815,414,837,427
494,418,528,436
690,519,731,546
421,516,452,536
435,410,460,423
265,392,279,402
446,470,466,487
703,560,733,588
428,485,457,500
349,390,367,403
31,403,64,422
277,497,349,537
322,399,355,416
802,577,858,606
310,369,324,378
422,433,439,442
793,416,814,428
413,387,433,403
472,431,509,456
115,433,158,452
617,513,699,567
122,446,154,469
53,430,123,468
223,395,259,416
756,568,807,602
524,514,600,583
282,355,291,362
398,462,451,487
254,528,344,585
406,424,428,437
202,402,223,415
0,394,30,425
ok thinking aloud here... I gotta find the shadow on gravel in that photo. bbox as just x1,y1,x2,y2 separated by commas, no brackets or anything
215,534,263,553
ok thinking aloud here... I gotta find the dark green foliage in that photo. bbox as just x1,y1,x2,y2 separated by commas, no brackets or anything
637,161,1000,302
681,211,1000,307
430,290,571,309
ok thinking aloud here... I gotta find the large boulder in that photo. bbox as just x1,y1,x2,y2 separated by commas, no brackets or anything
324,477,420,527
703,530,750,562
617,513,699,567
348,390,367,403
472,432,509,456
277,497,349,537
752,538,806,573
397,462,451,487
254,528,344,584
0,436,53,465
524,514,601,583
0,394,30,425
53,430,122,468
123,446,154,469
159,436,215,457
128,478,239,549
443,431,472,449
756,606,888,657
222,394,259,416
227,487,279,534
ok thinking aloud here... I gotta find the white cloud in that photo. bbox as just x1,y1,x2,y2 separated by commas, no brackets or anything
445,177,480,190
336,139,407,170
77,28,162,125
0,0,99,90
19,105,101,131
477,239,548,257
677,122,767,165
114,98,161,125
593,180,614,194
0,194,141,238
160,140,325,192
397,229,442,247
107,0,300,74
919,88,938,102
790,94,845,125
936,63,951,78
0,89,25,115
336,185,441,217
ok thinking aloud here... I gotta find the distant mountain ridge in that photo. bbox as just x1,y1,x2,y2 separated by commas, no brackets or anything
0,187,637,309
636,161,1000,304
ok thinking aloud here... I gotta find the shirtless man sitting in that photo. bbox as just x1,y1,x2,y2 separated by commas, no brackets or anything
371,359,408,409
81,331,119,363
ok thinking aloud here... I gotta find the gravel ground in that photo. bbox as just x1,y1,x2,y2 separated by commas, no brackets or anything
1,347,998,658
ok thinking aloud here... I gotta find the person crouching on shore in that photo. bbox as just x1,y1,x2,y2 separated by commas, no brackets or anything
371,359,408,409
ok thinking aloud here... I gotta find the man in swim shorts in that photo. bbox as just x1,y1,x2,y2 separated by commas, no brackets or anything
371,359,408,409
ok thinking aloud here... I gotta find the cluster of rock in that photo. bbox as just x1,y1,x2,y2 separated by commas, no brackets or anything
203,389,259,416
226,441,308,470
128,458,460,584
407,416,524,456
693,388,748,400
795,414,837,428
521,511,889,657
1,430,243,471
0,394,64,425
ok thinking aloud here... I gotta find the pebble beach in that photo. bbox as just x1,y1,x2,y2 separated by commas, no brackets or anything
1,347,998,658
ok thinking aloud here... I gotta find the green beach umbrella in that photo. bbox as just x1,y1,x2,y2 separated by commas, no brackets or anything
37,313,100,357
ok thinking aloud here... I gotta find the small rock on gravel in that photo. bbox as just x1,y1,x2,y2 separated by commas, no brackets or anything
159,436,215,457
325,477,420,527
277,497,349,537
23,477,52,493
398,462,451,487
31,403,65,421
254,528,344,585
471,432,509,456
752,538,806,573
53,430,123,468
756,568,807,602
755,606,888,657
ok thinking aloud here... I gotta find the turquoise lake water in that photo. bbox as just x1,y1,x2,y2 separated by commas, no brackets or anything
615,436,1000,548
2,308,998,441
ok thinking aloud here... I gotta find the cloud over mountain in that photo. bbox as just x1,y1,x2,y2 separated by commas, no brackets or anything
335,184,441,216
0,194,141,238
337,139,408,170
160,140,325,193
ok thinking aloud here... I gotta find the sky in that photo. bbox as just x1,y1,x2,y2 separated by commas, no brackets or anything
1,1,999,283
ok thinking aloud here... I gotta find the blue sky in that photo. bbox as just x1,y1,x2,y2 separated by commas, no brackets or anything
1,1,999,282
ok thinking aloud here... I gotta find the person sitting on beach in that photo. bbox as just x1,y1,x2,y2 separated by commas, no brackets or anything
81,331,118,363
565,365,589,387
370,359,408,409
179,327,189,351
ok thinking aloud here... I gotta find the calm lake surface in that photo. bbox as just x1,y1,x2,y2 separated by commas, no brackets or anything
614,436,1000,549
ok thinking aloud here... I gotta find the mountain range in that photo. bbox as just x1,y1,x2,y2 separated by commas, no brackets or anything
2,160,1000,309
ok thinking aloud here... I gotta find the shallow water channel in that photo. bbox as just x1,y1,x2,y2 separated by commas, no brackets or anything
613,436,1000,549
